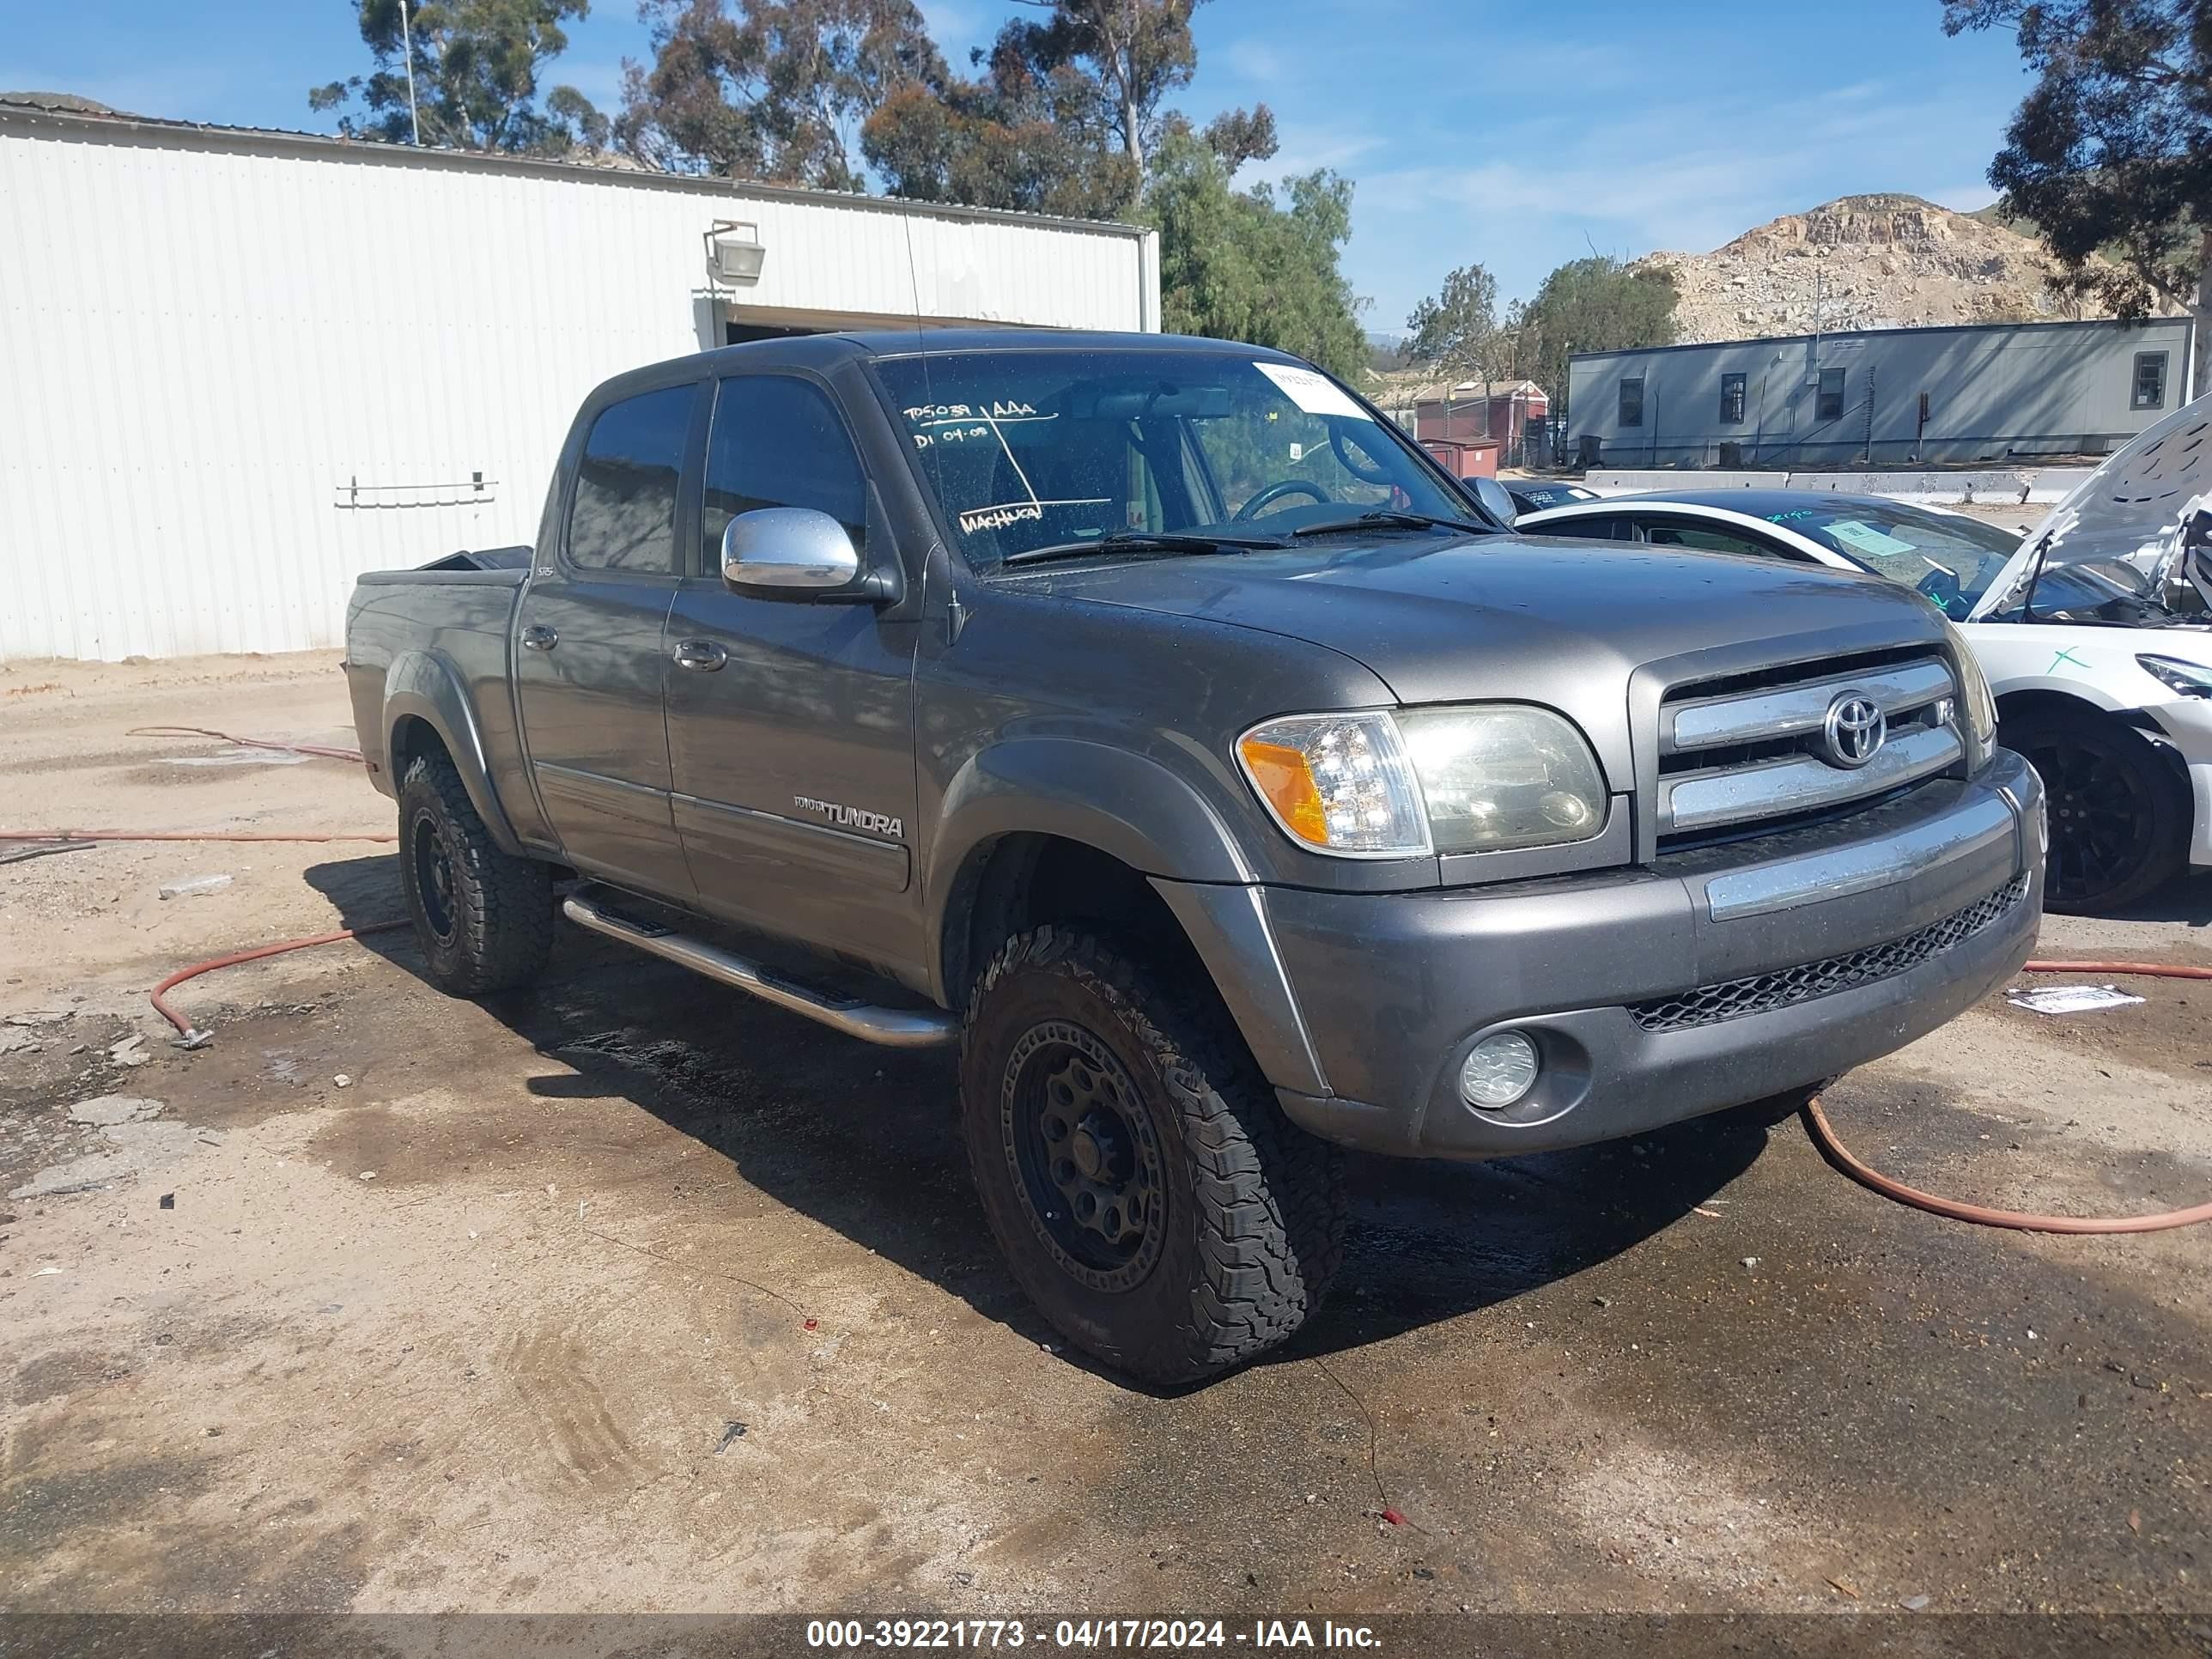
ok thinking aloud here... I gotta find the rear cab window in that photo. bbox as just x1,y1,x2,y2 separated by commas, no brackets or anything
567,386,696,574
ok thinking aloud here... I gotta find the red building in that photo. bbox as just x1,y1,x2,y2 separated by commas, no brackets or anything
1413,380,1550,465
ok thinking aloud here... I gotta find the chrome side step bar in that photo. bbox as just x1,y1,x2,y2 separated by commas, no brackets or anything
562,886,957,1049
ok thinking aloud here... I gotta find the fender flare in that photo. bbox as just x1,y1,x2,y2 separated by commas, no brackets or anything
383,650,526,855
924,740,1257,971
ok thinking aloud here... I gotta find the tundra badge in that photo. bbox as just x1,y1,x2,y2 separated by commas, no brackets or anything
794,795,904,839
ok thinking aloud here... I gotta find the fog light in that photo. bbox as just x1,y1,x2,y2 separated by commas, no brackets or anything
1461,1030,1540,1109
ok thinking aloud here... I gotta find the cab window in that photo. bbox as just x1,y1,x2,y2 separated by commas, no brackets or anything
567,385,696,574
1642,520,1790,559
702,375,868,563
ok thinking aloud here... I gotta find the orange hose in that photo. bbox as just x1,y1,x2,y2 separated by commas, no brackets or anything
2020,957,2212,980
151,921,410,1045
0,829,396,845
126,725,367,764
1805,958,2212,1234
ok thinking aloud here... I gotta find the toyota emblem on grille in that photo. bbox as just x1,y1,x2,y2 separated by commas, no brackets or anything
1823,693,1887,769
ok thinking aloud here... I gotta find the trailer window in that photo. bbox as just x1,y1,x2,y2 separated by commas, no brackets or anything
2133,352,2168,410
1719,373,1746,424
1816,368,1846,423
1619,378,1644,428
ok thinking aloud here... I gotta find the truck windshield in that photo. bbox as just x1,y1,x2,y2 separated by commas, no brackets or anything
870,348,1475,566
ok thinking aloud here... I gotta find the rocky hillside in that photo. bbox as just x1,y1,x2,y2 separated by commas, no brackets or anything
1638,193,2110,343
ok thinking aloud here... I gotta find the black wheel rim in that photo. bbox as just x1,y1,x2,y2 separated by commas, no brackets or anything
2025,734,2157,904
1000,1020,1166,1294
410,811,459,945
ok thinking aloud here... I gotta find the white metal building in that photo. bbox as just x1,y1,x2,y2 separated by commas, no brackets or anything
0,101,1161,661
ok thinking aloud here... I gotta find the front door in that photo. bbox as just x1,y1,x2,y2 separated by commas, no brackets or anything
663,372,922,972
514,380,702,899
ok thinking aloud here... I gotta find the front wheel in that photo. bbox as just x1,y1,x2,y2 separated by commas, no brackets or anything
2005,708,2189,914
959,927,1346,1385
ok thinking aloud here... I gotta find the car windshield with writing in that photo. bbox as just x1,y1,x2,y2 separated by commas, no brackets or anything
1778,500,2165,624
870,349,1475,566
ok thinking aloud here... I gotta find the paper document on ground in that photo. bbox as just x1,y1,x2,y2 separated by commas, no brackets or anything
2005,984,2145,1016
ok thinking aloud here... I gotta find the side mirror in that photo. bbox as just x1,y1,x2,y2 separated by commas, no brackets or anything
721,507,862,593
1469,476,1519,528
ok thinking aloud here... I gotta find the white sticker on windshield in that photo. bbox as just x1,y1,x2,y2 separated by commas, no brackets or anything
1254,362,1370,421
1823,519,1918,558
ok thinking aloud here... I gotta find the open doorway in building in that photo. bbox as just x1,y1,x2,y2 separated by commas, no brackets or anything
726,319,823,346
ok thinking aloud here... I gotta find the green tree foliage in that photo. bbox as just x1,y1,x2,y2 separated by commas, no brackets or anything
861,19,1137,215
1000,0,1200,175
1143,128,1366,379
616,0,944,186
1942,0,2212,387
1513,256,1678,409
1404,263,1504,398
309,0,606,153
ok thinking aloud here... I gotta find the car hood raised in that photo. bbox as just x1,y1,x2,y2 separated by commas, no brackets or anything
1010,534,1949,787
1970,391,2212,622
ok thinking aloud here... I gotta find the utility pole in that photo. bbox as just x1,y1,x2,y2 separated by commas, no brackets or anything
398,0,423,146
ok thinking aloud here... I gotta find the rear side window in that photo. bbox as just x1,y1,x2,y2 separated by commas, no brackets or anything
567,386,695,574
703,376,868,560
1644,520,1788,559
1522,515,1633,542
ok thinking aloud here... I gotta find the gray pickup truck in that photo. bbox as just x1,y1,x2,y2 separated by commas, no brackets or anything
346,328,2045,1383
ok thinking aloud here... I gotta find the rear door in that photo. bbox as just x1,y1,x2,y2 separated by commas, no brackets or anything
662,371,923,971
514,380,704,898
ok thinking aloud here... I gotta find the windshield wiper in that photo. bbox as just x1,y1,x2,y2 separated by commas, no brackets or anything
1289,508,1492,538
1000,530,1286,568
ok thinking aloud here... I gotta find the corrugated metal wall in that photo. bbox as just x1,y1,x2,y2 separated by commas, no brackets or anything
0,113,1158,661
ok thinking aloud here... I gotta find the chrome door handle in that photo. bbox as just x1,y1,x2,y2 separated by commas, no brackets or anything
520,623,559,651
672,640,727,672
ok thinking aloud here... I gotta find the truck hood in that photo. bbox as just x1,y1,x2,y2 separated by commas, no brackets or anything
1012,533,1949,780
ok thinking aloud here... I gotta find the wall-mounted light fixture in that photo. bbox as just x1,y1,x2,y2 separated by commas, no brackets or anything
705,221,767,286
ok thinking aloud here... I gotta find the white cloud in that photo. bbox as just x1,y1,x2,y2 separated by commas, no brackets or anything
1930,181,2002,213
1221,37,1291,84
1241,123,1387,187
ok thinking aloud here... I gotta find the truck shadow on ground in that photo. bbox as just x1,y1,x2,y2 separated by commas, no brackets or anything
2107,869,2212,928
306,858,1792,1393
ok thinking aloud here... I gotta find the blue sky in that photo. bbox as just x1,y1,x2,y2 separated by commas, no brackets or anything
5,0,2033,333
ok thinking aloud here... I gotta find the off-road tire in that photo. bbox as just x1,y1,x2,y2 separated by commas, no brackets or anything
2005,707,2189,915
960,927,1346,1385
398,751,555,995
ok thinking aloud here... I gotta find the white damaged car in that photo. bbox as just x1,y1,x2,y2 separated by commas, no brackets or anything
1513,404,2212,912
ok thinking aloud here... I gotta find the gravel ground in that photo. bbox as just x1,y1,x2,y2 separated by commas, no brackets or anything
2,651,2208,1634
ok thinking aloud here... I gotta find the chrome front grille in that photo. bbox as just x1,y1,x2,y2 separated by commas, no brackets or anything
1657,653,1961,842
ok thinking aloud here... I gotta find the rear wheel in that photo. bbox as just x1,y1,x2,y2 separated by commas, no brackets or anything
959,927,1346,1386
2004,708,2189,914
398,752,556,994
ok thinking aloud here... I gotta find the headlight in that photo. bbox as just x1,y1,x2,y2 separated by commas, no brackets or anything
1237,706,1608,858
1940,617,1997,763
2139,653,2212,699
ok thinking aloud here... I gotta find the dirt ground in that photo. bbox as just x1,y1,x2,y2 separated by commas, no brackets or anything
3,651,2209,1628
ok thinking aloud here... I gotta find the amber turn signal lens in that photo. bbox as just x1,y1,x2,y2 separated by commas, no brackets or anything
1237,737,1330,847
